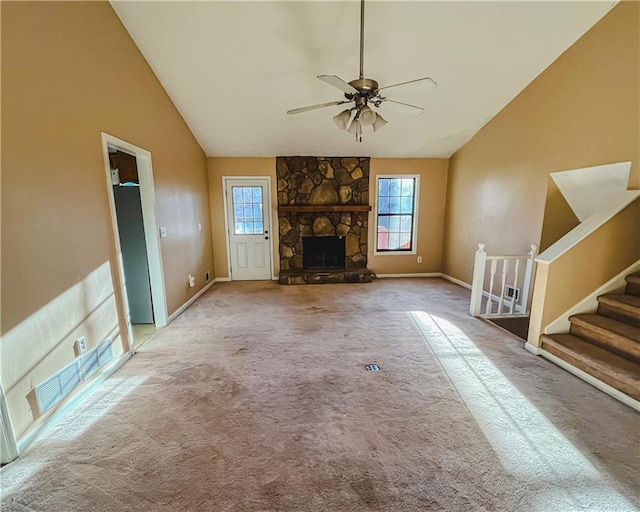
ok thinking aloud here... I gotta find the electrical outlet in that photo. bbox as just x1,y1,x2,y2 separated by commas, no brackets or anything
74,336,87,356
188,275,196,288
417,256,423,263
197,222,202,231
159,226,168,238
205,271,211,282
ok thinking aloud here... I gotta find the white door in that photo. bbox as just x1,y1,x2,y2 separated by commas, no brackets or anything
225,178,272,280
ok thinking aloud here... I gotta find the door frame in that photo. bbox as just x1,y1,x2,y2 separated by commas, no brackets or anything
101,133,168,353
222,176,275,281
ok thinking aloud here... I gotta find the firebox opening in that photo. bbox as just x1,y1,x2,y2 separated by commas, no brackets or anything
303,236,346,270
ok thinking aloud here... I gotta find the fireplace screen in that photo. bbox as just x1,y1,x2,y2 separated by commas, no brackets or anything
303,236,346,270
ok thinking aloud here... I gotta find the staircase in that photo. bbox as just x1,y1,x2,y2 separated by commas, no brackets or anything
540,271,640,402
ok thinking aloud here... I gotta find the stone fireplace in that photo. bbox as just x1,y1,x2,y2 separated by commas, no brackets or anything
277,156,373,284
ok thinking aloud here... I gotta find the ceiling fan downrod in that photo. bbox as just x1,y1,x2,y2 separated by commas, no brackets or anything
359,0,365,80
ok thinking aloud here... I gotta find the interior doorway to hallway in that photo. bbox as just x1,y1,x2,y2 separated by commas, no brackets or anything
102,133,168,352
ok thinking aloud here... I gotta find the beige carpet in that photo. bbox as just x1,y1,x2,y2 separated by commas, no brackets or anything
1,278,639,511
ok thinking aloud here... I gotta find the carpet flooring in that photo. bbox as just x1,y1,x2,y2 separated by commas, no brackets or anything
1,278,638,511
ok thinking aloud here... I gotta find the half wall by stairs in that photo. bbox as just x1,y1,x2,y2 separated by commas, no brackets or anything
541,272,640,401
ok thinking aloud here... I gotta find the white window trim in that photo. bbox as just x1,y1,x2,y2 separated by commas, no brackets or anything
373,174,420,256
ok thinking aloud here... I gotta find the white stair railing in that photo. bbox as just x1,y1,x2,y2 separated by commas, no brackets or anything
470,243,538,318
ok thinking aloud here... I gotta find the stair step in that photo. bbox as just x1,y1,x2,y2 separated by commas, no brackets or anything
541,334,640,401
597,294,640,328
626,271,640,297
569,314,640,363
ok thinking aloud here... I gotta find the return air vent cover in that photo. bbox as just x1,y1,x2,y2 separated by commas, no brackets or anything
35,360,83,414
81,339,114,380
35,337,115,415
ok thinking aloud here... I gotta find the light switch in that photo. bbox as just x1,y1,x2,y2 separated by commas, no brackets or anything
159,226,168,238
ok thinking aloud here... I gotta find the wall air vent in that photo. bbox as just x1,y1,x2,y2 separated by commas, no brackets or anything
505,285,520,302
34,337,114,415
35,360,83,415
80,338,114,380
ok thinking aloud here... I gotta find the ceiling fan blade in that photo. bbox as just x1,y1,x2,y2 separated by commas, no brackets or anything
317,75,359,95
378,77,437,94
379,99,425,117
287,100,350,115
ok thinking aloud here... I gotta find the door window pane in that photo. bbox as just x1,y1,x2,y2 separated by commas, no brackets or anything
232,186,265,234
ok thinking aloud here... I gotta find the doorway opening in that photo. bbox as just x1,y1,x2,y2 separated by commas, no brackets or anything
102,133,167,352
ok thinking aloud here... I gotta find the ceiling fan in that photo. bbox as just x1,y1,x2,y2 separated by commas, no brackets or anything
287,0,437,142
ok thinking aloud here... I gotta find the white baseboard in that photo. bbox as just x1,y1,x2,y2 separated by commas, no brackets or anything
540,349,640,412
524,342,541,355
16,351,131,457
439,273,471,290
213,277,231,283
168,280,216,323
375,273,442,279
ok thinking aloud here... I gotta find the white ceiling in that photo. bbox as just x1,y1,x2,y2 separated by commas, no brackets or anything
111,1,616,158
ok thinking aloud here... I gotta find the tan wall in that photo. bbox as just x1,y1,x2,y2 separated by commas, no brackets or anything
443,1,640,284
528,200,640,345
208,157,448,278
1,2,213,439
368,159,449,275
207,158,278,279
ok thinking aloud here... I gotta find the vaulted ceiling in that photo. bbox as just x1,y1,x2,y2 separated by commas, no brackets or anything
111,1,616,158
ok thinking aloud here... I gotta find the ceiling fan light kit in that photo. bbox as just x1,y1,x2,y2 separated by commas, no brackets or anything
358,106,376,126
333,109,352,130
372,114,388,133
287,0,437,142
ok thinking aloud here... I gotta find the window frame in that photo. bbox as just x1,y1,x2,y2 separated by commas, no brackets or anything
373,174,420,256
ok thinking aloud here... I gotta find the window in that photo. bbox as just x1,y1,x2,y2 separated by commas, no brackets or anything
375,176,419,253
232,186,264,234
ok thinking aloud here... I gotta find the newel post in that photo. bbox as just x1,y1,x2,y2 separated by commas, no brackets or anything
521,244,539,314
470,243,487,316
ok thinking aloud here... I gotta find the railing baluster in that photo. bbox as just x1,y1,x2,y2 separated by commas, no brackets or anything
486,259,497,315
521,244,539,315
497,259,509,315
509,259,520,314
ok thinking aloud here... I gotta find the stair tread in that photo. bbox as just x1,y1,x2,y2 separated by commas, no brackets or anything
542,334,640,376
599,294,640,308
627,272,640,284
541,334,640,399
570,314,640,341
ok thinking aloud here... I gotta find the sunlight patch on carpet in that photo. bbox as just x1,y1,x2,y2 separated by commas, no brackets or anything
0,376,145,498
410,311,636,512
45,376,146,442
